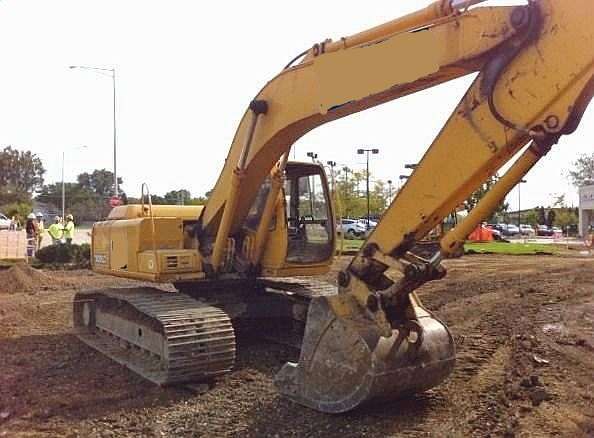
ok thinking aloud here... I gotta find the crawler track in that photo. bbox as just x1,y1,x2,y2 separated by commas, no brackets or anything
73,287,235,385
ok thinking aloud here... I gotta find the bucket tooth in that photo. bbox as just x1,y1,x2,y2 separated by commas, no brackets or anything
275,295,455,413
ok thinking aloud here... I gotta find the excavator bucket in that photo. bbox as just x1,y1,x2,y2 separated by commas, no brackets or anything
275,295,455,413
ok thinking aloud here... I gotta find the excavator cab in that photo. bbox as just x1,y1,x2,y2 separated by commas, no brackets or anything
284,162,334,265
247,161,335,276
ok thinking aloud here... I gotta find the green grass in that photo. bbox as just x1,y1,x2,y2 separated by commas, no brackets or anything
464,242,558,255
336,238,364,253
335,239,560,256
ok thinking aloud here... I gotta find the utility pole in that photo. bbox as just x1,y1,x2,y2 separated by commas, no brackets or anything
387,179,393,205
357,148,379,230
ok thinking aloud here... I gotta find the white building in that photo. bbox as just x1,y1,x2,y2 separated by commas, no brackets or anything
579,185,594,237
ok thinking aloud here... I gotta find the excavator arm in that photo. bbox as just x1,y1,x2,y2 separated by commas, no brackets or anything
194,0,594,412
198,1,526,242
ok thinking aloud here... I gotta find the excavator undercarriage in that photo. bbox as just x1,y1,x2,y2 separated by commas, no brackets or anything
73,278,337,385
76,0,594,414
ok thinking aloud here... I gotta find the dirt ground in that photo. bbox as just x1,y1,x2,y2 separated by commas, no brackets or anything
1,254,593,437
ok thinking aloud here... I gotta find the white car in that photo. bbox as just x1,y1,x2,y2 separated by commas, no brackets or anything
357,218,377,229
337,219,366,239
519,224,534,235
0,214,11,230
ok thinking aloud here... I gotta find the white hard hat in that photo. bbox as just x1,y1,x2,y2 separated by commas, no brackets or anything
54,216,61,221
36,212,44,217
27,213,36,219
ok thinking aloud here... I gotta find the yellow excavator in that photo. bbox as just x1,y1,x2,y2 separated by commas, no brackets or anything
74,0,594,413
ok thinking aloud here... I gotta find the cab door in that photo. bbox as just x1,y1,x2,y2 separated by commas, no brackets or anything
284,162,335,265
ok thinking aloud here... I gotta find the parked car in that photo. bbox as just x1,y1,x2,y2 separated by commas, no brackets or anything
337,219,366,239
357,218,377,229
536,225,554,237
0,213,11,230
519,224,534,236
487,224,506,236
552,226,563,235
503,224,520,236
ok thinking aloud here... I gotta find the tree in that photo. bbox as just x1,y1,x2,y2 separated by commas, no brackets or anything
525,210,539,227
537,206,546,225
1,202,32,221
335,170,366,218
77,169,123,199
464,175,509,221
164,189,192,205
37,169,127,222
568,153,594,187
546,209,556,227
333,169,389,218
37,183,99,220
554,209,578,233
141,189,209,206
0,146,45,204
552,194,566,208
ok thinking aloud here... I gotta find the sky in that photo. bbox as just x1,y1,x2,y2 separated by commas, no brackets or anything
0,0,590,210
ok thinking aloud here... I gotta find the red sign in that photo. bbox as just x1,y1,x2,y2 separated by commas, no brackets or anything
109,196,122,208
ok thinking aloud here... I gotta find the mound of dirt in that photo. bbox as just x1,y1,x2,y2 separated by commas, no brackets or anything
0,264,72,294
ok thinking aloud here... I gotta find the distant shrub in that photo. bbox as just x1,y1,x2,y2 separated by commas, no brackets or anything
35,243,91,268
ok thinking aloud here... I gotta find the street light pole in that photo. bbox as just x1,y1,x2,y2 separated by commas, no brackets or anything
342,166,351,217
518,179,527,228
399,163,417,191
387,179,393,203
61,151,65,221
69,65,118,197
326,161,337,193
306,152,319,212
61,146,87,220
357,148,379,230
342,166,350,195
112,68,118,198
